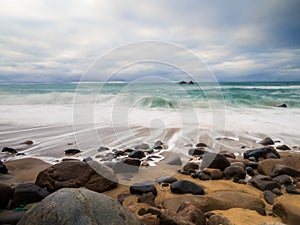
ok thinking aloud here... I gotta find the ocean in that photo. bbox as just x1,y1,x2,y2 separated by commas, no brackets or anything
0,81,299,163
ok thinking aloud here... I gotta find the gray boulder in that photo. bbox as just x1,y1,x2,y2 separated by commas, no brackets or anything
17,188,143,225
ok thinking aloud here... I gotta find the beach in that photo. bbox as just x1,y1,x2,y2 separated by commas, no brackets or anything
0,82,300,224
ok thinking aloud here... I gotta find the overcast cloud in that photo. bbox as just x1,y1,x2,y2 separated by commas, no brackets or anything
0,0,299,83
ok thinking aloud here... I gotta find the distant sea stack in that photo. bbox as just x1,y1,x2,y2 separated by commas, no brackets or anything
179,80,194,84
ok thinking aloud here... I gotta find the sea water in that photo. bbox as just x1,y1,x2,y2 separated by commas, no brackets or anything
0,82,299,162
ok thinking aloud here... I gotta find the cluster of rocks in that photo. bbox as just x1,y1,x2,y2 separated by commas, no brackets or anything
0,137,299,225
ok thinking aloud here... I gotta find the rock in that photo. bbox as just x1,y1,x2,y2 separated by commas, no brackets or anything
35,161,118,193
130,183,157,196
188,148,205,156
98,146,109,151
207,214,233,225
277,103,288,108
20,140,34,145
17,188,143,225
156,176,177,184
251,207,266,216
2,147,18,154
188,81,194,84
170,180,205,195
153,140,163,149
0,210,26,225
0,183,13,209
272,174,294,185
203,168,224,180
128,150,146,159
263,190,277,204
285,185,300,194
159,202,206,225
219,151,236,159
137,192,155,206
193,171,210,180
165,154,182,165
258,159,277,175
244,147,280,161
270,164,300,178
183,162,199,172
0,160,8,174
224,166,246,180
10,183,50,209
113,158,141,173
273,202,300,225
141,161,150,166
82,157,93,162
276,145,291,150
64,149,81,155
259,137,275,145
138,208,148,216
250,175,281,191
196,143,207,148
134,143,149,150
272,188,283,196
163,191,265,213
201,153,230,171
246,166,255,176
179,81,187,84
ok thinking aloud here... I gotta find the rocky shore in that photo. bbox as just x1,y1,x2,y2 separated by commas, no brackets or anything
0,137,300,225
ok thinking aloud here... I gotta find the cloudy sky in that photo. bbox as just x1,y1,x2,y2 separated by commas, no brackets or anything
0,0,299,83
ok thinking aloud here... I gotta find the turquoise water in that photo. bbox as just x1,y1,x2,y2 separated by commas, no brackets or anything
0,82,299,108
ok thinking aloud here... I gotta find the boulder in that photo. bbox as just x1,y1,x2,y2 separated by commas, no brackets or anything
113,158,141,173
273,202,300,225
159,202,206,225
277,103,288,108
163,191,265,213
258,137,275,145
272,175,294,185
224,166,246,180
183,162,199,172
276,145,291,151
10,183,50,209
2,147,18,154
134,143,149,150
130,183,157,196
257,159,277,175
196,143,208,148
98,146,109,151
0,183,13,209
263,190,277,205
270,164,300,178
250,175,281,191
204,168,223,180
170,180,205,195
200,153,230,171
207,214,233,225
244,147,280,161
35,161,118,193
0,160,8,174
156,176,177,184
0,210,25,225
128,150,146,159
17,188,143,225
188,148,205,156
64,149,81,155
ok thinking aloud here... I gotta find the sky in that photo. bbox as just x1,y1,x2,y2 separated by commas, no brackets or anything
0,0,300,83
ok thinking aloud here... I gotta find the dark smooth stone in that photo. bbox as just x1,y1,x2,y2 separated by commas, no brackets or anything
224,166,246,180
98,146,109,151
200,153,230,171
0,160,8,174
246,166,255,176
156,176,177,184
183,162,199,172
250,175,281,191
277,103,288,108
272,188,283,196
130,183,157,196
270,164,300,178
276,145,291,150
259,137,275,145
264,190,277,204
188,148,205,156
251,207,266,216
196,142,208,148
138,208,148,216
2,147,17,154
64,149,81,155
170,180,205,195
128,150,146,159
243,147,280,161
272,174,294,185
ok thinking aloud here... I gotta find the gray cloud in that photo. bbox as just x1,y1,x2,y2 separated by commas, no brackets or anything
0,0,299,83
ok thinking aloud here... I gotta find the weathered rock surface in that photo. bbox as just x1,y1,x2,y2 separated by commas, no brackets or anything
35,161,118,193
201,153,230,171
160,202,206,225
17,188,143,225
0,183,13,209
273,202,300,225
250,175,281,191
163,191,265,212
171,180,205,195
10,183,50,209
